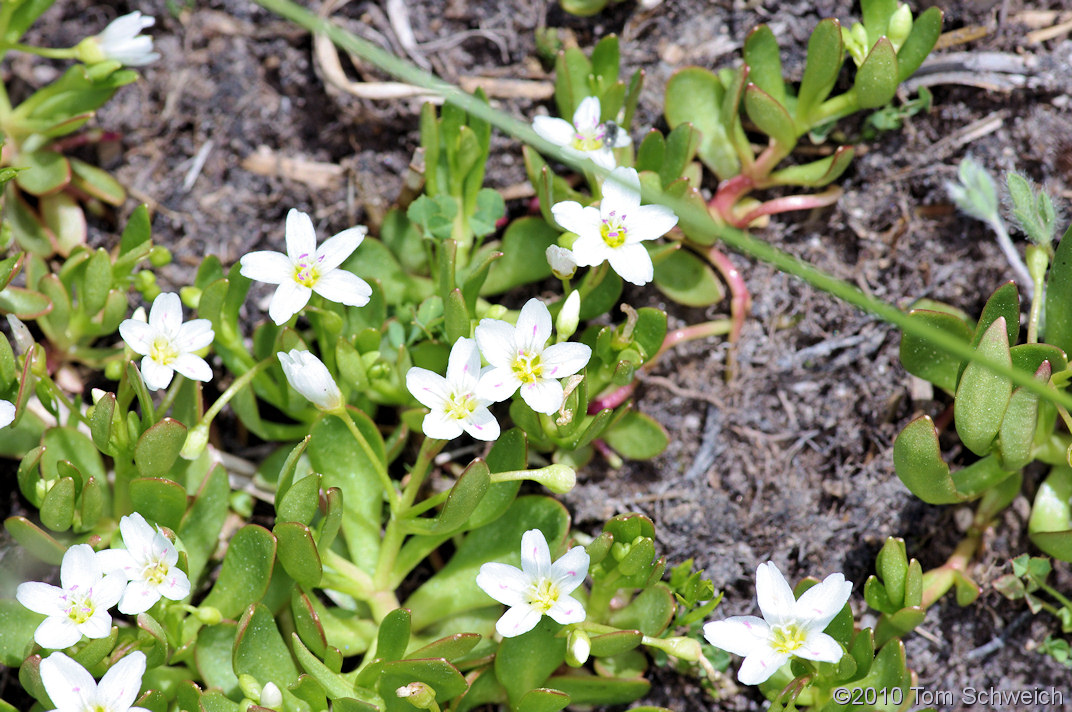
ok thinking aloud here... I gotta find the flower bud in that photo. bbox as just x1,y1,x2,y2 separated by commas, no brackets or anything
195,605,222,625
259,682,282,709
645,635,702,661
555,291,581,341
396,682,437,709
566,629,591,667
532,463,576,494
105,360,124,381
277,349,344,412
180,422,210,460
180,286,202,309
149,245,172,267
888,4,913,51
546,245,578,280
6,315,33,353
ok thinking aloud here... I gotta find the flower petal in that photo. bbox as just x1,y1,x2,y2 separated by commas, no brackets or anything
78,608,113,639
569,234,612,268
540,342,591,379
118,581,161,615
40,652,97,709
147,292,181,335
94,572,128,610
268,281,312,325
520,529,552,578
520,378,564,415
16,582,66,616
98,651,147,711
572,96,601,131
589,147,618,170
798,631,844,663
549,546,590,594
162,567,191,601
140,357,174,391
285,209,317,263
624,204,678,243
35,617,82,650
119,513,155,562
316,227,366,272
606,244,653,286
0,399,14,429
737,648,789,686
311,269,372,307
239,250,292,285
406,368,449,409
793,572,853,630
475,366,520,404
421,410,463,441
495,604,543,638
547,593,586,625
463,405,500,442
170,353,213,383
474,318,518,368
446,337,481,391
756,561,797,629
96,549,137,578
515,299,552,352
118,319,153,355
476,562,530,608
702,616,770,657
550,201,601,237
174,319,214,353
60,544,101,591
601,167,641,214
532,116,575,147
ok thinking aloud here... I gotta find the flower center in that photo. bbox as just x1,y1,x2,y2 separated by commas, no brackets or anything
444,392,478,421
527,578,562,614
293,253,320,287
65,593,95,625
143,559,170,586
511,351,543,384
571,125,606,152
769,623,807,654
149,335,178,366
600,213,627,248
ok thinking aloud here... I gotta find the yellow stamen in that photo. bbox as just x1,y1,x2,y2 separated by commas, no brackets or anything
528,578,562,613
769,623,807,654
511,351,543,384
149,336,178,366
445,392,478,421
293,254,320,287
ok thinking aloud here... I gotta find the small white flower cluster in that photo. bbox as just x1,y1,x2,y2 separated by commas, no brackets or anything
533,97,679,287
16,513,191,651
406,298,592,442
40,650,148,712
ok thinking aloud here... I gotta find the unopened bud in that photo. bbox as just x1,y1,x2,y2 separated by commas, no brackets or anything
546,245,578,280
644,634,702,661
396,682,437,710
195,605,222,624
888,4,913,51
180,286,202,309
180,422,210,460
555,291,581,341
149,245,172,267
6,315,33,353
483,304,508,320
566,629,591,667
259,682,282,709
91,388,108,404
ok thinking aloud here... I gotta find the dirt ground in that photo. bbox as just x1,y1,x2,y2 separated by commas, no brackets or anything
6,0,1072,710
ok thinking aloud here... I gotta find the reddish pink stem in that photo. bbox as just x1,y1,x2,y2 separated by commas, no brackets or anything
49,130,122,153
709,174,754,224
705,245,751,380
733,187,843,228
588,381,636,415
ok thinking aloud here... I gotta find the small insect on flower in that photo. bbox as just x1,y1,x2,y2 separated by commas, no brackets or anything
475,298,592,415
406,337,500,441
240,209,373,325
703,561,852,685
119,292,214,391
533,96,631,170
16,544,126,650
39,651,148,712
551,166,678,286
476,528,590,637
97,512,191,615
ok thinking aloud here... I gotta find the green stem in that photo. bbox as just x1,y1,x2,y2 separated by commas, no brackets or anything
154,374,186,421
6,42,77,60
335,407,399,511
254,0,1072,414
202,357,273,426
1026,245,1049,344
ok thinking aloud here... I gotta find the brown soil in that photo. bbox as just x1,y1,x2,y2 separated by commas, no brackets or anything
7,0,1072,710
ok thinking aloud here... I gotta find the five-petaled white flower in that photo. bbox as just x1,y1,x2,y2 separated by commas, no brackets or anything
406,337,499,442
475,298,591,415
97,513,191,615
240,209,372,325
703,561,852,685
40,651,148,712
532,96,631,170
551,167,677,286
84,12,160,67
119,292,214,391
476,528,589,638
0,399,14,429
16,544,126,650
277,349,344,412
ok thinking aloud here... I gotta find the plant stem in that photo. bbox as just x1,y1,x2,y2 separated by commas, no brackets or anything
154,374,186,421
1025,245,1049,344
336,407,399,511
988,217,1034,299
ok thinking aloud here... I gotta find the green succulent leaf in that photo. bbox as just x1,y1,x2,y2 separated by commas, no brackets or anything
899,309,972,392
201,524,277,619
743,25,786,106
134,418,187,478
1044,224,1072,354
1029,466,1072,562
129,478,188,531
897,7,943,81
796,19,845,127
235,603,299,688
855,37,899,109
955,317,1013,455
273,521,323,589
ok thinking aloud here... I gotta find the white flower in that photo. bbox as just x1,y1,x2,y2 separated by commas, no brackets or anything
532,96,631,170
277,349,343,411
119,292,214,391
40,651,148,712
475,298,591,415
545,245,578,280
406,337,499,441
703,561,852,685
551,167,677,286
240,209,372,325
89,12,159,67
0,399,14,429
96,513,191,615
16,544,126,649
476,528,589,637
